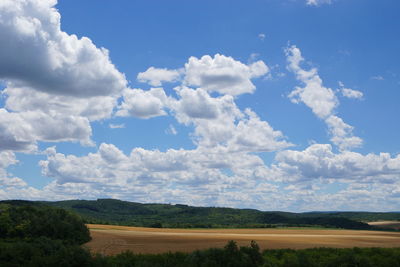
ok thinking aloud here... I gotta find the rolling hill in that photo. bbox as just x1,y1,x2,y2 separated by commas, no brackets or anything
3,199,399,230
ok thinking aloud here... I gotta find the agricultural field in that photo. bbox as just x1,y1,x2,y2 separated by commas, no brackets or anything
85,224,400,255
368,221,400,230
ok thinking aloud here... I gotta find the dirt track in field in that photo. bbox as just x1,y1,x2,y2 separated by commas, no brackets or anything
85,224,400,255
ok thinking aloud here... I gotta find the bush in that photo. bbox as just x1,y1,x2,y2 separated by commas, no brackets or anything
0,204,90,244
0,238,93,267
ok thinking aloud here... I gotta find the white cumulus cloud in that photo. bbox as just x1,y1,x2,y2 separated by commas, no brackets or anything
18,143,398,211
286,45,338,119
174,87,220,120
0,108,93,152
169,86,291,152
0,0,127,97
325,115,362,150
0,151,29,189
184,54,269,96
117,88,168,119
137,67,181,87
4,85,118,121
273,143,400,183
341,88,363,99
0,0,132,151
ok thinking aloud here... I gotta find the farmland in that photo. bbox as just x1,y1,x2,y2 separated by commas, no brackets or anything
85,224,400,255
368,221,400,230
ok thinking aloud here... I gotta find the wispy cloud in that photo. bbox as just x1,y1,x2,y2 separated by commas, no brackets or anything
165,124,177,135
371,75,384,81
286,45,362,150
306,0,332,6
338,81,363,100
109,123,125,129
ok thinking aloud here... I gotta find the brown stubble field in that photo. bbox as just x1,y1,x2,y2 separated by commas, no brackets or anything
368,221,400,230
84,224,400,255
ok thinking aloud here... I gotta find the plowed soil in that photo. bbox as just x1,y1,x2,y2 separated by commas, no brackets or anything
85,224,400,255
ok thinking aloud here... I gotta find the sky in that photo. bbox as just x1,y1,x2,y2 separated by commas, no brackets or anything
0,0,399,212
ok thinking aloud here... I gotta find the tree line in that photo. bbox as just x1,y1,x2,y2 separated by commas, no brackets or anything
23,198,394,230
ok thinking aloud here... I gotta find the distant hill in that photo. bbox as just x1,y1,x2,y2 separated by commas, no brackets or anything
2,199,399,230
302,211,400,223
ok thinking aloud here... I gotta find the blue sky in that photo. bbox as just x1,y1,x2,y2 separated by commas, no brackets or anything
0,0,399,211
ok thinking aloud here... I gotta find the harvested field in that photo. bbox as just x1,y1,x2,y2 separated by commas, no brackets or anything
368,221,400,230
85,224,400,255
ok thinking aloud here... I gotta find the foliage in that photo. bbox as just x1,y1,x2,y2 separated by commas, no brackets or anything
90,240,264,267
0,203,90,244
0,202,93,266
14,198,393,230
0,238,93,267
91,244,400,267
2,237,400,267
301,211,400,222
263,247,400,267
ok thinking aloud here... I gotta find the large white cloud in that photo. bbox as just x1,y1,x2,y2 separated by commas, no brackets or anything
173,87,222,120
184,54,269,96
175,90,242,147
4,85,117,121
39,143,270,186
286,45,362,150
1,140,399,211
0,83,107,151
0,108,92,152
225,109,292,153
170,86,291,152
0,109,37,152
136,54,269,97
273,144,400,183
0,0,131,151
119,59,289,153
35,142,281,208
3,143,387,210
0,0,127,97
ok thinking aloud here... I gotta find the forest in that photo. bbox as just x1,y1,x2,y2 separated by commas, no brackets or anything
19,198,400,230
